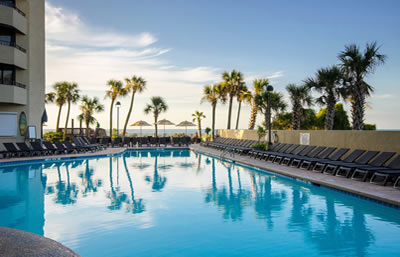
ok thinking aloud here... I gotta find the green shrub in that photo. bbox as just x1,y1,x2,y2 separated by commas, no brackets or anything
43,132,63,142
251,142,267,150
364,123,376,130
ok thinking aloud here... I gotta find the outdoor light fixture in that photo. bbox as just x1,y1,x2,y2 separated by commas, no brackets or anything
266,85,274,149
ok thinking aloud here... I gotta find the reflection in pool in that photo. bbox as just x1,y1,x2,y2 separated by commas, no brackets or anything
1,149,400,256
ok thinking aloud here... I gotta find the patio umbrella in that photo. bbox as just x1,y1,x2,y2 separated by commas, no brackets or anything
176,120,196,135
157,119,175,137
130,120,152,137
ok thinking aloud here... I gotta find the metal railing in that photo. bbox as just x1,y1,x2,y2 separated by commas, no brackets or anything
0,1,26,16
0,40,27,53
0,81,27,89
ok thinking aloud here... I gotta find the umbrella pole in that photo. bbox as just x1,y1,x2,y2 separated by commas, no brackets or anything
185,126,187,135
140,126,142,137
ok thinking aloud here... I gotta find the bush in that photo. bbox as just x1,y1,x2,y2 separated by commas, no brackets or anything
43,132,63,142
251,142,267,150
364,123,376,130
172,132,188,137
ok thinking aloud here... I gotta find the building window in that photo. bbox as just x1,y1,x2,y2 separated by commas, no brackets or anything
0,26,15,45
0,66,15,85
0,1,16,8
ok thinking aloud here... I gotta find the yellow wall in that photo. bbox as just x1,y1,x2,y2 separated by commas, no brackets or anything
218,129,400,155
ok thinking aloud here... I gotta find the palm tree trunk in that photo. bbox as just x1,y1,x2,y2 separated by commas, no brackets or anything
248,101,257,130
235,100,242,129
292,104,301,130
109,99,115,137
154,114,158,137
212,103,216,140
123,91,136,136
86,120,90,137
326,100,336,130
63,101,71,140
197,118,202,138
352,83,365,130
56,104,63,132
227,94,234,129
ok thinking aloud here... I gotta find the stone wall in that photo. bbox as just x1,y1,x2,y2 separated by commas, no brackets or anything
218,129,400,155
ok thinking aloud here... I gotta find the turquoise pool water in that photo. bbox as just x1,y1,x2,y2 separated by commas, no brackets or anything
1,149,400,256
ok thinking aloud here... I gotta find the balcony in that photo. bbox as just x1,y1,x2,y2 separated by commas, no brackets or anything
0,3,27,34
0,82,27,105
0,42,27,69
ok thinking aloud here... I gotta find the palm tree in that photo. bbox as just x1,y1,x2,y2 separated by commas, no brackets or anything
235,84,251,129
222,70,244,129
63,82,80,140
49,82,68,132
305,66,346,130
105,80,127,137
144,96,168,137
78,96,105,136
255,91,287,130
286,84,313,130
192,110,206,138
248,79,269,130
201,83,226,139
122,75,147,136
338,42,386,130
45,92,56,104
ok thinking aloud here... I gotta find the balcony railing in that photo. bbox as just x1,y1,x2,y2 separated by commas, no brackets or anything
0,1,26,16
0,40,26,53
0,81,27,89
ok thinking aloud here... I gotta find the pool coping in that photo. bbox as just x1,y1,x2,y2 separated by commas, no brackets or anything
191,144,400,208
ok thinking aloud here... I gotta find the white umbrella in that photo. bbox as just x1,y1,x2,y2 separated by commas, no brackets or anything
157,119,175,137
130,120,152,137
176,120,196,135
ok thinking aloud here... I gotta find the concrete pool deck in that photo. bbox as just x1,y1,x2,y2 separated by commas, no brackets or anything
190,144,400,208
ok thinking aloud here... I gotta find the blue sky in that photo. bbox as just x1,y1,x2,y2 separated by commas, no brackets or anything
45,0,400,130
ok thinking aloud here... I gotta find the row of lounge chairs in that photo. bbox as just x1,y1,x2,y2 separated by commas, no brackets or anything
201,137,400,189
96,136,191,148
1,137,105,159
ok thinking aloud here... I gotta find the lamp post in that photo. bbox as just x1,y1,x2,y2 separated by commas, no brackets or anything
116,101,121,136
266,85,274,150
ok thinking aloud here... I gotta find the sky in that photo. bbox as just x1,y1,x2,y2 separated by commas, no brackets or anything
44,0,400,130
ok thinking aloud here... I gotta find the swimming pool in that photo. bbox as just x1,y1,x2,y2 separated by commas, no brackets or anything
1,149,400,256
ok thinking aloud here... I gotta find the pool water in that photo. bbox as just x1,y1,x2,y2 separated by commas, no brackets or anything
1,149,400,257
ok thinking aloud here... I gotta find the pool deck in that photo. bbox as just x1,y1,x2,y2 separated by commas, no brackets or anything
191,144,400,208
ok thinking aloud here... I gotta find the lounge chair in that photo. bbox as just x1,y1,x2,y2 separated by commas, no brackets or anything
149,137,158,146
16,142,42,156
31,142,52,155
159,137,167,147
314,149,365,173
63,140,87,153
54,141,77,154
249,143,285,159
324,150,380,176
289,146,327,168
122,137,131,147
172,137,181,146
309,148,350,171
3,143,30,157
272,145,306,164
112,137,122,147
350,153,398,184
72,137,97,151
100,137,111,148
294,147,336,169
263,144,294,161
335,151,394,178
280,145,317,166
43,141,64,155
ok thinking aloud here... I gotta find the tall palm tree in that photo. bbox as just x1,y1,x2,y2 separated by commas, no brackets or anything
144,96,168,137
255,91,287,130
248,79,269,130
201,83,226,139
222,70,244,129
105,80,127,137
49,82,69,132
235,84,251,129
63,82,80,140
78,96,105,136
305,66,346,130
192,110,206,138
338,42,386,130
122,75,147,136
286,84,313,130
